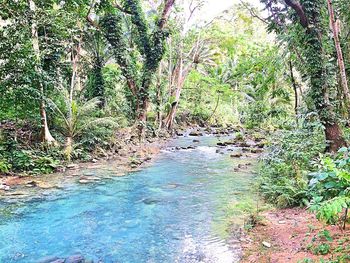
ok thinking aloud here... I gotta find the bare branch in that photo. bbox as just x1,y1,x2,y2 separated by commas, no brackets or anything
239,1,268,24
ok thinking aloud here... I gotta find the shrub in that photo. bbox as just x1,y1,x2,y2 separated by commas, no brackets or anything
308,148,350,226
259,124,325,207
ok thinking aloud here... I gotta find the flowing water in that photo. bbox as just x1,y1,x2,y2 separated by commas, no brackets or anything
0,135,257,263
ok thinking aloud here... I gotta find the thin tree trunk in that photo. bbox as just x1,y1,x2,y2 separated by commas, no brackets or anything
208,94,220,121
327,0,350,110
289,60,299,123
64,136,73,162
163,57,188,129
29,0,56,145
155,66,163,130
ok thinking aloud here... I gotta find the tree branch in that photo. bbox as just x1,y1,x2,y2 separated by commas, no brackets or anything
240,1,268,25
284,0,309,28
114,2,132,15
158,0,175,29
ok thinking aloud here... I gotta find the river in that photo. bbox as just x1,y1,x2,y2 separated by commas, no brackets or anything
0,135,257,263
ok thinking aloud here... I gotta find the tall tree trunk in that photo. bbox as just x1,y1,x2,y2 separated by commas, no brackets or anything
327,0,350,109
155,66,163,130
64,41,81,161
29,0,56,145
284,0,347,152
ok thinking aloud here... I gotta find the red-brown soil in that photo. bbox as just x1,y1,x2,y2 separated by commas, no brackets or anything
241,208,350,263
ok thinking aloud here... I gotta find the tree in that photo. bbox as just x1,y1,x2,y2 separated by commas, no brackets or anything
261,0,347,152
89,0,175,138
327,0,350,113
162,36,216,129
84,30,112,108
29,0,57,145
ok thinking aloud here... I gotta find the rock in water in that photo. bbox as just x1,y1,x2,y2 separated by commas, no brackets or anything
189,131,203,136
0,184,10,191
142,198,160,205
37,256,61,263
230,153,242,158
64,254,84,263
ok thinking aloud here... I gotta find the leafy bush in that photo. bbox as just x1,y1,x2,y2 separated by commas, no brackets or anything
0,159,11,173
259,124,325,207
0,138,60,174
308,148,350,225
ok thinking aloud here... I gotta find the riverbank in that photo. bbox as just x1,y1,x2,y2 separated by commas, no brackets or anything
241,208,350,263
0,130,169,200
0,125,262,201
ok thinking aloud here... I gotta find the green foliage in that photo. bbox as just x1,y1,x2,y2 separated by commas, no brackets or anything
0,138,59,174
312,243,331,255
51,90,117,161
308,148,350,224
259,124,325,207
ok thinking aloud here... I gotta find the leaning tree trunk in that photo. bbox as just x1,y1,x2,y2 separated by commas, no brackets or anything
29,0,56,145
163,57,190,130
164,87,181,129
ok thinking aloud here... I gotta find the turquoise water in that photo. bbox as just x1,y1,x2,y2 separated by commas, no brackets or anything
0,136,256,263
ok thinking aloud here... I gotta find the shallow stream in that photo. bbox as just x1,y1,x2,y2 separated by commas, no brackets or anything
0,135,257,263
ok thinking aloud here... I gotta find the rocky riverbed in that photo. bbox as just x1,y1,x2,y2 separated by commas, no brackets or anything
0,125,266,205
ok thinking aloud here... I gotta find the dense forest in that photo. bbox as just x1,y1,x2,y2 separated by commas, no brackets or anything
1,0,350,262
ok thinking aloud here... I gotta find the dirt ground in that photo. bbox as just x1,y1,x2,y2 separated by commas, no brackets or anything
241,208,350,263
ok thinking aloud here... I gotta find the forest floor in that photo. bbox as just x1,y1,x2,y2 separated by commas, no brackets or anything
241,208,350,263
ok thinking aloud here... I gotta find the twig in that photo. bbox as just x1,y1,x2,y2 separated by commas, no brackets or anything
239,0,268,24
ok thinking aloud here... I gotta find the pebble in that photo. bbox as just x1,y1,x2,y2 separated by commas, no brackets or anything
262,241,271,248
78,179,90,184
